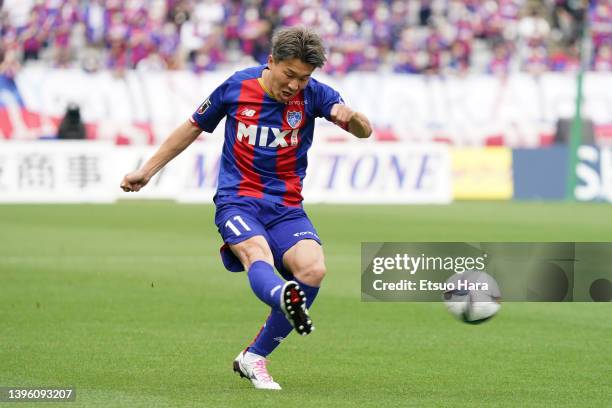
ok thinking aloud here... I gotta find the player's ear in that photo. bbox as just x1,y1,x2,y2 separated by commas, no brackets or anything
267,55,274,66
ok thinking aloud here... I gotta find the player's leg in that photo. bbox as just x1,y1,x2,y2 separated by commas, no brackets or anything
229,235,286,308
229,234,274,269
216,202,291,389
232,235,311,329
247,239,323,358
270,213,325,309
281,239,325,322
215,197,288,309
282,238,326,290
246,211,322,358
230,236,306,390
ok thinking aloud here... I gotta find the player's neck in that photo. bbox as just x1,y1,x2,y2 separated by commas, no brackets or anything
259,68,280,102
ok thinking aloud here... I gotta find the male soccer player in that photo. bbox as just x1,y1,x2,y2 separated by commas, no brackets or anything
120,26,372,390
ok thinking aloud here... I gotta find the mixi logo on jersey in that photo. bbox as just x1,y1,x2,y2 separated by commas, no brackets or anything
236,120,300,148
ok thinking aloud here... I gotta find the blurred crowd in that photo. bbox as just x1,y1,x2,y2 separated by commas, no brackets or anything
1,0,612,76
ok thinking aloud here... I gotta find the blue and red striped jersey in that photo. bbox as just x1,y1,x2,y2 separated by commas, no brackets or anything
190,65,344,207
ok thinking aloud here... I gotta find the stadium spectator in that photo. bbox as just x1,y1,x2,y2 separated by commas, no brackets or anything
57,103,87,140
419,0,434,26
83,0,106,46
52,0,80,67
550,0,586,46
19,10,46,62
190,30,226,72
488,42,512,75
136,50,167,71
237,6,272,64
590,0,612,51
548,43,580,72
0,46,21,82
157,22,181,68
0,0,604,75
448,37,471,74
393,27,424,74
523,45,549,74
593,41,612,71
423,24,448,74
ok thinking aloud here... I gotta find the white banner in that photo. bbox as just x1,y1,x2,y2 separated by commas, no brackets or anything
302,143,452,204
0,141,116,203
0,141,451,204
4,68,612,146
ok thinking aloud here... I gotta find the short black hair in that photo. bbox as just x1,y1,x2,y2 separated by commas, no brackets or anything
271,26,327,68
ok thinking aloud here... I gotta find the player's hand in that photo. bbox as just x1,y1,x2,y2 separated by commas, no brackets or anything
120,169,150,192
330,104,355,128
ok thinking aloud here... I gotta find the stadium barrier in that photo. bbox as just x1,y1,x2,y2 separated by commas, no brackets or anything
512,146,569,200
451,147,513,200
2,140,611,203
3,69,612,146
575,145,612,202
0,141,452,204
511,145,612,202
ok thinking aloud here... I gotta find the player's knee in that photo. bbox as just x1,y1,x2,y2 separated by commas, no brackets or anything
298,261,326,286
241,246,272,267
312,263,327,284
231,237,273,268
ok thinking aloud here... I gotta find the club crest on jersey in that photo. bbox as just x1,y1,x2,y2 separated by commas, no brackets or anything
286,111,302,129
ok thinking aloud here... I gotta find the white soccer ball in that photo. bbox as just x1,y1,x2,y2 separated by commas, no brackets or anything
443,271,501,324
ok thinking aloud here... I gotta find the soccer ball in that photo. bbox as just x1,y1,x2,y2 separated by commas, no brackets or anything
443,271,501,324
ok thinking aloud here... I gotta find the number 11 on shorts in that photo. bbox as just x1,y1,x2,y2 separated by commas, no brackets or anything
225,215,251,236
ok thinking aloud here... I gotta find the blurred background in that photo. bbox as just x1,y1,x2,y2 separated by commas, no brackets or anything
1,0,601,76
0,0,611,203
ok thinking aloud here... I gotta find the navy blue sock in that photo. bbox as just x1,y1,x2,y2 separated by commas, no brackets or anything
248,278,321,357
248,310,292,357
247,260,284,309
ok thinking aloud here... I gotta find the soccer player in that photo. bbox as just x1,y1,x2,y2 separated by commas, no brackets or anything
120,26,372,390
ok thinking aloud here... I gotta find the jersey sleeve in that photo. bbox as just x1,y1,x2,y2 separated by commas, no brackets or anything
190,80,230,133
312,80,345,121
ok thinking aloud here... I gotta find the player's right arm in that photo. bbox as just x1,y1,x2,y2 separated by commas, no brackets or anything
121,76,230,193
120,121,201,192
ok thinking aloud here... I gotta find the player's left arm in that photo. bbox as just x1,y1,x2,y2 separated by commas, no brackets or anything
330,104,372,139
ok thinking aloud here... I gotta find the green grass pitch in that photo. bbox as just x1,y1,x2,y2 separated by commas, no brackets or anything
1,202,611,407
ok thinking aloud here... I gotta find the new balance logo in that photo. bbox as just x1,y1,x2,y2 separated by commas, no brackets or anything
237,121,299,148
241,108,256,117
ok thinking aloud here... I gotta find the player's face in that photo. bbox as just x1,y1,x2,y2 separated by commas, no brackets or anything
266,56,315,102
